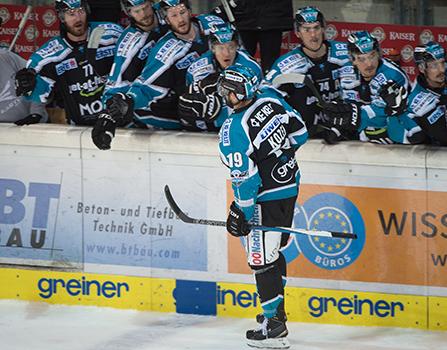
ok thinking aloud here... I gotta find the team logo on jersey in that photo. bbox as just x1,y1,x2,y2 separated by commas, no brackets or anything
0,7,10,24
281,193,365,270
371,27,386,43
25,25,38,42
400,45,414,63
419,29,434,45
325,25,338,40
43,9,57,27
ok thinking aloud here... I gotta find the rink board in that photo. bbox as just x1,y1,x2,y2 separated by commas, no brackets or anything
0,267,445,331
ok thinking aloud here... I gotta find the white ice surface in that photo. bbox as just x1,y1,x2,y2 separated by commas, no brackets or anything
1,300,446,350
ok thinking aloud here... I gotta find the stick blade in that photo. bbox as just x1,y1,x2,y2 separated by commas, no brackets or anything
272,73,306,86
164,185,192,223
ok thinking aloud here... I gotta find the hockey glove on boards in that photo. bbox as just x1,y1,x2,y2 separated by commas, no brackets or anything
106,93,134,126
178,92,222,125
323,101,361,131
14,113,43,125
15,68,37,97
91,113,116,150
226,201,251,237
378,81,408,116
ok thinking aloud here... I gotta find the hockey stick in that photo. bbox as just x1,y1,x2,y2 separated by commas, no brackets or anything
9,5,32,52
221,0,235,23
272,72,332,109
164,185,357,239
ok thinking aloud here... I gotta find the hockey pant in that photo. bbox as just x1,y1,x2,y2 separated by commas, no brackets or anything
244,196,296,319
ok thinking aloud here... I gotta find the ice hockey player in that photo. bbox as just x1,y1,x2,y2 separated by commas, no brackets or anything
406,41,447,146
263,6,350,143
101,0,169,127
178,21,262,131
218,64,308,349
14,0,123,125
323,30,425,144
91,0,226,150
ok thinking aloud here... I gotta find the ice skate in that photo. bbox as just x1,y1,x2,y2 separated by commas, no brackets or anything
246,316,290,349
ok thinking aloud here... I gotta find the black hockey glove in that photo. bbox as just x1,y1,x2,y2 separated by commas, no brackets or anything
323,101,361,131
226,201,251,237
15,68,37,97
379,81,408,116
178,92,222,124
105,93,134,126
91,113,116,150
14,113,43,126
189,73,220,95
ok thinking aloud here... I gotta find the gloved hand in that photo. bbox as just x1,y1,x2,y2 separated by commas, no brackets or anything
91,113,116,150
15,68,37,96
226,201,251,237
178,92,222,124
14,113,43,125
379,80,408,116
105,93,134,126
323,101,361,131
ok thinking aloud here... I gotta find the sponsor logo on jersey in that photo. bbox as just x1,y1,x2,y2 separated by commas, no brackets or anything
410,91,437,114
0,7,10,24
69,76,105,95
271,157,297,184
343,91,360,101
230,169,248,181
248,208,264,266
281,193,366,270
138,40,156,60
43,9,57,27
427,106,446,125
370,73,387,92
220,118,232,146
259,115,281,141
176,52,200,70
155,38,184,64
339,65,355,76
419,29,434,45
37,276,130,299
38,39,64,58
278,54,307,72
55,58,78,75
118,31,141,57
96,45,115,60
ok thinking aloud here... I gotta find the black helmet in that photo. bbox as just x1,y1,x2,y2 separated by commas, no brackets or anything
295,6,325,28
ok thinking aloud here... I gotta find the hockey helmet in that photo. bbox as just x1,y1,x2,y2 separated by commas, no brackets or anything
295,6,325,28
414,41,445,65
217,64,259,101
121,0,152,16
55,0,90,20
347,31,380,55
208,22,239,48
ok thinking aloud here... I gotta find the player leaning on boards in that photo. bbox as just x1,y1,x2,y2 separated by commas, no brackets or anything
263,6,350,144
91,0,227,150
177,21,262,131
99,0,169,129
218,64,308,349
15,0,123,126
407,42,447,146
323,31,425,145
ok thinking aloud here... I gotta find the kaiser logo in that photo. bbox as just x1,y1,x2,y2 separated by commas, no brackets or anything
371,27,386,43
325,25,338,40
0,7,10,24
419,29,434,45
400,45,414,63
25,25,38,42
43,9,57,27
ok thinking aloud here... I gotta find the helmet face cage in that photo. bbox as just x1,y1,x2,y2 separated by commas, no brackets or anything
121,0,151,16
209,22,238,49
217,65,258,101
348,31,379,56
295,6,325,29
414,41,445,66
55,0,90,21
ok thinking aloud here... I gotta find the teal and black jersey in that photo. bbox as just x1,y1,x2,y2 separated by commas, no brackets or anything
102,11,169,106
406,74,447,146
218,89,308,220
126,14,226,129
25,22,123,125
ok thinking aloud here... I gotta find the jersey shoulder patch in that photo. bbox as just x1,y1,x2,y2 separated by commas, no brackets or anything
154,36,184,64
34,37,67,59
